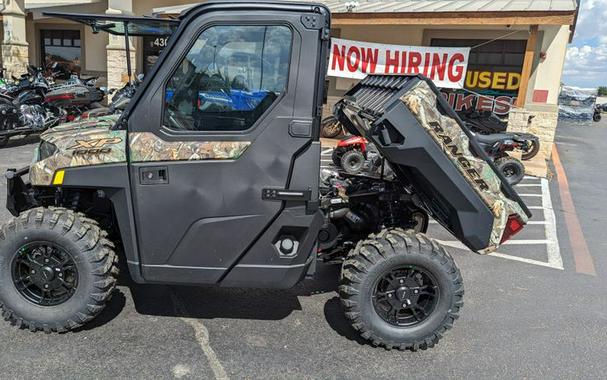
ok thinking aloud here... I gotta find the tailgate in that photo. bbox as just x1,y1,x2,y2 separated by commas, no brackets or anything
334,75,531,253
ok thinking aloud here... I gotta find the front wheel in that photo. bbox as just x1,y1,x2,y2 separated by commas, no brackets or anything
339,229,464,351
0,135,8,148
340,149,365,174
0,208,118,332
593,112,602,122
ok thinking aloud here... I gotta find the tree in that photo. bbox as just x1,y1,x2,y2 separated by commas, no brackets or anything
598,86,607,96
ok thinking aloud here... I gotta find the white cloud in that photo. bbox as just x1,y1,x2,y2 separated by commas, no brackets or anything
562,0,607,87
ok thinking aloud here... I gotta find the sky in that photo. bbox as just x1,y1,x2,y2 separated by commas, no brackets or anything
562,0,607,88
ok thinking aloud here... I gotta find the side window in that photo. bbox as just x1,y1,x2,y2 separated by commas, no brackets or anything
164,25,292,132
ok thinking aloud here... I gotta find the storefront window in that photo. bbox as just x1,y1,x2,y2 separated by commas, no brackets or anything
40,30,82,79
143,36,170,74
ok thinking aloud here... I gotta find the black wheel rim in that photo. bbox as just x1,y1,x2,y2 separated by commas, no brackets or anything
11,242,79,306
502,163,520,178
345,155,363,172
372,266,439,327
322,119,342,137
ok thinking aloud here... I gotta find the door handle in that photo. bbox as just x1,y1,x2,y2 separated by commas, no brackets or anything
140,166,168,185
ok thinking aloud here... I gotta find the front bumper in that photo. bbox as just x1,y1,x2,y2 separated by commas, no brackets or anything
6,167,36,217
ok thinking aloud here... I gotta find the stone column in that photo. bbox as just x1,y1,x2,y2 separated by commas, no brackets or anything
106,0,137,91
2,0,29,79
508,106,558,177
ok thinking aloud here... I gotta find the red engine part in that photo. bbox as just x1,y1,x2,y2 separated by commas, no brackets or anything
336,136,368,153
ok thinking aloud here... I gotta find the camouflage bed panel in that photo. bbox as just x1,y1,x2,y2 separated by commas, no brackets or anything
129,132,250,162
401,81,528,253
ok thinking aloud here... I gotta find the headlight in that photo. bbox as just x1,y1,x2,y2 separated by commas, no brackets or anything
38,141,58,161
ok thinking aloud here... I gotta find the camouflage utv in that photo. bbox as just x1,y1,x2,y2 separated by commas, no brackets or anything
0,1,529,351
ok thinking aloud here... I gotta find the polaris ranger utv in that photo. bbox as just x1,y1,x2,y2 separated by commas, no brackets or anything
0,1,530,351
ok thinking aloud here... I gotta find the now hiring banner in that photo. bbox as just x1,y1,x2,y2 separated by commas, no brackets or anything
328,38,471,89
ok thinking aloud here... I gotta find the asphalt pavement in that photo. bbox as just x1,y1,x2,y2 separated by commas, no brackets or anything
0,121,606,379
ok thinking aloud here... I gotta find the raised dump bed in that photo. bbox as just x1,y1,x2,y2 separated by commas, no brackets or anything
334,74,531,253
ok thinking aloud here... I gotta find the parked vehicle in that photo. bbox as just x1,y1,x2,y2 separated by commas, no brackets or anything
0,68,106,147
43,76,106,122
475,133,526,185
1,4,530,351
0,68,65,147
79,75,143,120
331,135,367,172
459,109,541,161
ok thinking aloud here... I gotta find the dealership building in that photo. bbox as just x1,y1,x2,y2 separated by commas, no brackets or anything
1,0,578,173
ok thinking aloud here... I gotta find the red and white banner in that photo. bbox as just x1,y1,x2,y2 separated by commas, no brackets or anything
328,38,470,89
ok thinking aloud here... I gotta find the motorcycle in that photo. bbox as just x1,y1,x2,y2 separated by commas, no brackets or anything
0,68,66,147
459,109,541,161
474,133,526,185
78,74,144,120
0,67,105,147
44,75,106,122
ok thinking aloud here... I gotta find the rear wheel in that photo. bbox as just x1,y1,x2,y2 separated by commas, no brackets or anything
496,156,525,185
340,149,365,174
321,116,343,138
593,112,601,122
339,229,464,351
0,136,8,148
0,207,118,332
521,139,540,161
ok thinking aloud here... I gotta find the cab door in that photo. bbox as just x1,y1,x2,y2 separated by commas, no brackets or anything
126,4,330,286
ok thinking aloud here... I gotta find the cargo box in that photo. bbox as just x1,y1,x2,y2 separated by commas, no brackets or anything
334,75,531,253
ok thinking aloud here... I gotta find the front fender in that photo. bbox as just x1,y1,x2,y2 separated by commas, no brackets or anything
5,167,37,217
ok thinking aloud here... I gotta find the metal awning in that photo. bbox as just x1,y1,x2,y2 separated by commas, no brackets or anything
152,0,578,16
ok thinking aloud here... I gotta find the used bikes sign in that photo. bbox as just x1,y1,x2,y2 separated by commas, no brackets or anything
328,38,470,89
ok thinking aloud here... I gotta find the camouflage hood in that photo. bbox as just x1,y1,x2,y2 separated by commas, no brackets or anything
30,115,127,186
39,114,122,144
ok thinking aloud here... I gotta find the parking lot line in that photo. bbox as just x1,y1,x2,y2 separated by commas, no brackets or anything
504,239,550,245
435,240,562,269
434,177,563,271
518,193,543,197
541,178,564,270
516,183,542,187
169,290,229,380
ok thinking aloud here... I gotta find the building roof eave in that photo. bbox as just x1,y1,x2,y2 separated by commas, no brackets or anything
332,10,577,26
